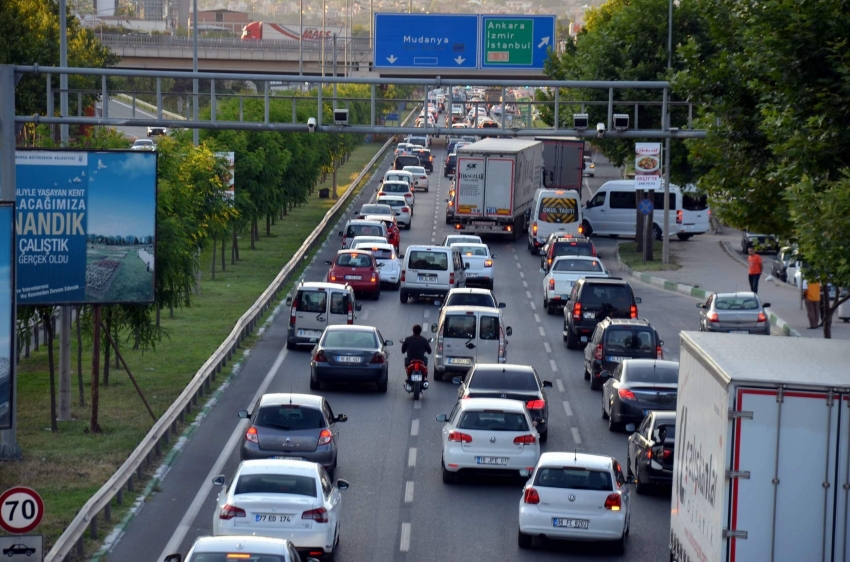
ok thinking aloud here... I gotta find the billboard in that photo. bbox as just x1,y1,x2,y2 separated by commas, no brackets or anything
217,152,235,201
0,203,13,430
635,142,662,190
15,150,157,305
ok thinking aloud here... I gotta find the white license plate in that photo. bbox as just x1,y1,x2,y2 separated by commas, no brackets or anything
554,518,589,529
410,374,423,381
583,312,597,319
580,336,588,342
418,274,437,282
297,330,321,337
607,356,629,362
448,357,472,365
270,456,303,461
344,275,362,280
729,330,749,334
466,273,478,277
336,356,362,363
476,456,508,465
255,513,294,524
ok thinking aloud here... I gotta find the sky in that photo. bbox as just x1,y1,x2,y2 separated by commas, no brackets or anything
87,152,157,239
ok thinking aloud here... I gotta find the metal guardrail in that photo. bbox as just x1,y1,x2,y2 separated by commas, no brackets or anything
44,108,417,562
99,33,372,54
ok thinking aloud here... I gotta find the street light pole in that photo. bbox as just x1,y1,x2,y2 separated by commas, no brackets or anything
661,0,673,264
322,0,326,78
370,0,373,50
192,0,199,146
299,0,303,75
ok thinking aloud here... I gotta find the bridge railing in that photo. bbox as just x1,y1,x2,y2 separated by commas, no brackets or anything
99,33,372,54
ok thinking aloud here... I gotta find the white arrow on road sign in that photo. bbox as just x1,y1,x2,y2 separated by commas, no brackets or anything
454,56,466,65
537,37,550,48
386,55,398,64
0,487,44,534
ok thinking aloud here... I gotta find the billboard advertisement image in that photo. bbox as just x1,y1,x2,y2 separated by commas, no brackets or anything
0,204,13,429
15,150,157,305
634,142,662,190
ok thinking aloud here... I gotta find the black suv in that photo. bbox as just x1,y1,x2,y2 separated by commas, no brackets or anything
414,148,434,172
394,154,420,170
444,153,457,177
540,234,598,271
562,278,641,350
583,318,663,389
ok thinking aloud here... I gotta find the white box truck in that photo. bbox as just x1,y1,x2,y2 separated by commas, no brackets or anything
671,331,850,562
453,138,543,239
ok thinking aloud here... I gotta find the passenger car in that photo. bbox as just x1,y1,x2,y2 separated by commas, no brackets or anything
583,154,595,177
437,398,541,483
584,318,663,390
238,394,347,477
360,215,400,251
626,410,676,494
131,139,156,151
562,278,641,349
543,256,609,314
353,242,400,290
325,250,380,300
393,154,421,171
164,535,315,562
601,359,678,430
402,165,429,192
441,234,482,247
147,126,167,136
413,149,434,173
310,325,392,393
740,231,779,254
455,364,551,441
356,203,393,220
771,246,797,282
376,195,412,229
518,452,631,553
2,544,37,556
540,234,598,272
697,292,770,335
444,153,457,177
400,245,466,303
376,181,415,208
212,460,349,560
450,243,496,290
285,282,360,350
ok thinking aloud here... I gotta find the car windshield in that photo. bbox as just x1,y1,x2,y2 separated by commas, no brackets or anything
187,555,286,562
655,423,676,440
379,198,405,208
234,473,317,497
455,246,488,257
445,293,496,308
323,330,378,348
457,411,529,431
582,285,632,308
346,224,384,237
355,246,394,260
382,184,410,194
335,253,373,268
254,405,326,430
605,329,655,354
534,468,613,491
627,364,679,384
715,296,760,310
468,370,539,391
553,258,602,272
295,290,326,313
553,244,594,258
408,250,448,271
361,205,391,215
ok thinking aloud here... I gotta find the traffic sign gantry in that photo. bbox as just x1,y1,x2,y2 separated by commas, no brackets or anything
373,14,479,69
480,15,556,69
0,487,44,534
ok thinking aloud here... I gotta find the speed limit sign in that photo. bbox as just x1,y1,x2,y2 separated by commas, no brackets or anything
0,487,44,533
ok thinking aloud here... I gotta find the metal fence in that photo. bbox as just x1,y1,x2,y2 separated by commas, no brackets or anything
99,33,372,54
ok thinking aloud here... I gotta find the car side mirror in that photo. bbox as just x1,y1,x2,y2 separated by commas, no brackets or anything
659,341,664,346
626,476,637,484
212,475,225,486
336,414,348,423
634,297,642,304
385,339,393,346
451,376,463,385
355,302,362,311
597,252,604,259
533,417,545,426
625,423,636,433
377,262,385,267
336,479,350,490
464,263,470,270
430,323,438,333
163,555,182,562
491,253,497,259
762,302,771,308
436,413,448,422
338,231,343,236
498,302,506,308
399,253,404,258
506,326,513,336
285,297,293,306
324,260,332,265
428,337,435,343
696,303,705,308
444,199,449,202
600,370,612,379
542,380,553,388
237,409,249,419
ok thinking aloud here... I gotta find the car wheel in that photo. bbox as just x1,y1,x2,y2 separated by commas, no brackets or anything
517,530,533,549
327,467,335,482
677,233,693,241
626,455,634,479
286,340,297,350
446,217,452,225
400,290,409,304
377,378,388,393
442,461,456,484
590,373,602,391
582,220,593,237
635,466,649,495
611,528,626,555
392,281,400,291
584,365,590,380
653,224,663,241
372,288,381,301
608,408,620,431
565,328,578,349
601,395,609,419
309,375,320,391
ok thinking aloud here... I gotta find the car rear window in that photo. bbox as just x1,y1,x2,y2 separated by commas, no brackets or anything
581,285,633,308
627,364,678,384
443,315,476,339
683,192,708,211
395,156,420,168
455,245,488,256
234,473,317,497
715,296,760,310
604,329,655,354
323,330,378,348
361,204,391,216
335,253,373,267
187,554,286,562
468,369,539,391
479,316,500,340
534,468,613,491
356,246,393,260
381,184,410,194
329,292,348,314
346,224,384,237
408,250,448,271
446,155,457,164
385,174,410,184
553,258,603,272
553,243,594,258
295,290,327,313
255,405,326,430
445,293,496,308
379,198,405,208
458,411,528,431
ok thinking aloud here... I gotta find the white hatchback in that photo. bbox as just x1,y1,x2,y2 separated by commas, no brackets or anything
402,166,429,192
437,398,541,483
376,195,412,229
353,242,401,289
450,242,496,290
518,452,632,553
212,459,350,559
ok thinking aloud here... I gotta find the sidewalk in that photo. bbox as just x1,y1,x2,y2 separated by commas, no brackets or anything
617,228,850,340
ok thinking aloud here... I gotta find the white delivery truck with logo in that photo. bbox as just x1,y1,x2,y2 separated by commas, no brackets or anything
671,331,850,562
452,138,543,240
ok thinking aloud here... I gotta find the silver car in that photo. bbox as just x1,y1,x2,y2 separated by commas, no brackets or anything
376,195,412,229
697,292,770,335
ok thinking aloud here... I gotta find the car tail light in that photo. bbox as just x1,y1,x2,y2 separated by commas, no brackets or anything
663,448,672,459
549,278,555,290
454,223,462,230
245,426,259,444
604,493,622,511
371,272,377,283
572,302,582,320
313,350,327,362
676,210,683,224
548,257,553,266
532,222,538,235
657,345,663,359
447,201,454,208
498,329,506,359
219,504,246,520
402,207,410,212
526,399,545,410
578,224,584,234
448,430,472,443
618,388,636,401
513,434,537,444
370,352,385,364
289,301,298,326
420,176,427,180
630,304,638,318
450,272,455,285
757,312,768,323
329,273,338,282
523,487,540,504
318,429,333,446
595,344,603,361
347,301,354,324
707,312,719,323
504,225,513,233
302,507,329,523
437,326,444,354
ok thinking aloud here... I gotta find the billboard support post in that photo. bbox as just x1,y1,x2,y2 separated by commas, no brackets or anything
90,305,101,434
101,321,156,422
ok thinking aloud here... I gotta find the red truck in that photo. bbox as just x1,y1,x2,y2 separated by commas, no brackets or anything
241,22,344,41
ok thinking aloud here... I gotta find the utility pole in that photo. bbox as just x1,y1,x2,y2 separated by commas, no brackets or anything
661,0,673,264
192,0,199,147
321,0,326,78
58,0,72,422
299,0,303,75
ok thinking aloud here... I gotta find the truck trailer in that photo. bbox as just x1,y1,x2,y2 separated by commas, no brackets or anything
535,136,585,193
671,331,850,562
452,138,543,239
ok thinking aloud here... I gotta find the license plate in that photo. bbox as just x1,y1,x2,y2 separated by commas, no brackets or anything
255,513,294,523
344,275,362,280
418,274,437,282
271,456,303,461
553,518,589,529
583,312,596,319
473,221,491,226
729,330,749,334
466,273,478,277
297,330,321,337
476,456,508,465
410,374,423,381
448,357,472,365
580,336,588,342
336,356,361,363
607,356,629,362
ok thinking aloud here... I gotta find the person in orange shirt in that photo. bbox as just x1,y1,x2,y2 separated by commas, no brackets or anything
802,278,821,329
747,246,763,294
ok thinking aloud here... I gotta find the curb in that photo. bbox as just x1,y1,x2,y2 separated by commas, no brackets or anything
719,240,799,294
616,250,802,338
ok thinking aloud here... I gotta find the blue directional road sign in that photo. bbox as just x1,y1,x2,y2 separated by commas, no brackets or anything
638,198,654,215
386,113,400,122
480,15,556,69
374,14,479,69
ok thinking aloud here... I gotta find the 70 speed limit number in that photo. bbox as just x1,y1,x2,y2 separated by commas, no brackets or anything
0,487,44,534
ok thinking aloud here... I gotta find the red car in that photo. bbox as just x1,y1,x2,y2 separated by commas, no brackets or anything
362,214,401,251
326,250,381,300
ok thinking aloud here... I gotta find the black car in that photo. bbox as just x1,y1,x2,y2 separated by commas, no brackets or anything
394,154,421,171
310,325,393,392
601,359,678,430
444,153,457,177
584,318,664,390
455,363,553,442
770,246,797,282
2,544,37,556
741,231,779,254
626,410,677,494
414,149,434,172
562,278,642,350
540,233,598,270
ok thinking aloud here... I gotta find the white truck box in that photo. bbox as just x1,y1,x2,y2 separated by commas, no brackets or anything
671,331,850,562
535,136,585,192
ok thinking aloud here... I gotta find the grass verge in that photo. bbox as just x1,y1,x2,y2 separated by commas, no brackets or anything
618,241,681,272
0,141,389,558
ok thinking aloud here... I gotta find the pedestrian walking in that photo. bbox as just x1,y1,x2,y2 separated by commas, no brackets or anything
747,246,763,294
802,278,821,329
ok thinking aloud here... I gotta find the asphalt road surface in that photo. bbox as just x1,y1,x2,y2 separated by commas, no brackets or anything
97,98,164,140
108,137,695,562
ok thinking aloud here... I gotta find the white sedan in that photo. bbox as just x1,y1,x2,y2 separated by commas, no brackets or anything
450,243,496,290
212,459,350,560
167,535,315,562
437,397,541,483
542,256,610,314
402,166,429,192
441,234,483,247
518,452,631,553
354,242,401,290
131,139,156,151
376,195,412,229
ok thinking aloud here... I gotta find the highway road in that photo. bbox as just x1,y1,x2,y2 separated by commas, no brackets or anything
107,136,697,562
97,98,167,140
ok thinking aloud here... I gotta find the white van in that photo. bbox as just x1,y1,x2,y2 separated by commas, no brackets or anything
582,180,708,240
339,219,387,249
429,305,512,380
528,188,583,254
680,184,711,240
400,245,466,303
285,282,361,349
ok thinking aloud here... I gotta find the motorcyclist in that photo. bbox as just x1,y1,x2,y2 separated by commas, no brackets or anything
401,324,432,370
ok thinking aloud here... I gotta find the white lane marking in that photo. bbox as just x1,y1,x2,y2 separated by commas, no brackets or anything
515,262,521,269
526,291,532,299
408,447,417,467
529,301,536,310
534,314,541,323
571,427,582,444
562,398,572,414
538,326,545,337
414,400,422,410
400,522,412,552
411,419,419,437
544,342,552,353
404,481,414,503
512,246,517,253
156,346,289,561
423,309,430,318
514,254,519,261
549,359,558,372
519,271,525,278
522,280,528,288
431,238,435,243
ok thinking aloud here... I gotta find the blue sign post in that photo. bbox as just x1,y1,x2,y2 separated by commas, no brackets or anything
480,15,556,69
638,198,654,215
374,14,479,69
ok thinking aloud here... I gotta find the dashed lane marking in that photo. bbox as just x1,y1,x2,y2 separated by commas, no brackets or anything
423,309,430,318
400,522,412,552
519,271,525,278
538,326,546,337
414,400,422,410
526,291,532,299
530,301,536,310
534,313,541,323
408,447,417,467
549,359,558,372
516,262,522,269
544,342,552,353
562,398,572,414
522,280,528,288
404,481,414,503
410,419,419,437
362,311,369,320
571,427,582,444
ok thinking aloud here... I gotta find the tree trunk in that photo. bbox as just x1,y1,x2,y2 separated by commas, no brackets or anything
89,305,102,434
266,214,271,236
103,315,111,386
211,239,217,280
221,235,226,272
76,305,85,407
250,220,256,250
44,311,58,433
114,319,119,369
232,229,239,264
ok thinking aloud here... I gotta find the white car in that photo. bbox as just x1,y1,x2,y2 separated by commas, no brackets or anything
212,459,349,559
450,243,496,290
147,126,167,136
348,235,388,250
376,181,415,208
542,256,610,314
441,234,483,247
354,242,401,290
131,139,156,151
165,535,314,562
518,452,631,553
376,195,412,229
437,397,541,483
383,170,414,189
402,166,429,192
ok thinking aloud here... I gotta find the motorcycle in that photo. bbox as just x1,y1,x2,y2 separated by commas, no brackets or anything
405,359,428,401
